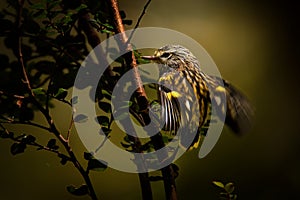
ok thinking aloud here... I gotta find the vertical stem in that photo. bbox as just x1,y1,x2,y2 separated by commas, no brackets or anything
106,0,178,199
106,0,154,199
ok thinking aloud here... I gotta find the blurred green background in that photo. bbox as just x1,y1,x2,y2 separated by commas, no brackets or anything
1,0,299,199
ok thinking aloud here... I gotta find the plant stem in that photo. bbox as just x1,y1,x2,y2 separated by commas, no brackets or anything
106,0,178,199
16,1,98,199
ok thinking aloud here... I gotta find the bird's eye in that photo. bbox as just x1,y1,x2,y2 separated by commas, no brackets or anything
160,52,171,58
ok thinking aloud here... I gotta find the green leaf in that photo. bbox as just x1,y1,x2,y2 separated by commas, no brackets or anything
219,192,229,199
120,142,131,148
75,4,88,12
212,181,225,189
101,89,111,99
119,10,126,19
122,19,132,25
162,135,170,143
224,182,235,193
101,127,112,136
231,194,238,200
21,135,36,144
58,154,69,165
47,139,59,150
54,88,68,99
84,152,94,160
10,143,26,155
98,102,111,113
74,114,88,123
101,29,113,34
32,88,46,96
87,159,107,172
66,185,89,196
71,96,78,104
96,116,109,126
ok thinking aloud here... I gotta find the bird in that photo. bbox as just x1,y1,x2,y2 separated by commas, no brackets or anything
142,45,254,150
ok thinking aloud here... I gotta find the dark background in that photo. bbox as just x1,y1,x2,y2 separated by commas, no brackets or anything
1,0,299,199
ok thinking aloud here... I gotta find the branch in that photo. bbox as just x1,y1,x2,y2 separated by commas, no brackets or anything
106,1,178,200
0,124,70,160
127,0,152,45
17,0,33,96
15,1,98,199
105,1,154,199
0,119,51,132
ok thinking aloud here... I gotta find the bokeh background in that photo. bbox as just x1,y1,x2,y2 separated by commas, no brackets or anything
1,0,299,199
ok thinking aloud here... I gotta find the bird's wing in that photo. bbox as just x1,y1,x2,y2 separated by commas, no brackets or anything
158,72,181,135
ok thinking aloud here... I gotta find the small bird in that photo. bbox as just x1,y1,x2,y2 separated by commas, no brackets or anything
142,45,253,149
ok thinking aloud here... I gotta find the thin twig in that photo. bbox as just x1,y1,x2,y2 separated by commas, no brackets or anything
16,1,98,199
127,0,152,45
0,124,71,160
17,0,34,96
0,120,51,132
66,118,73,141
0,90,25,99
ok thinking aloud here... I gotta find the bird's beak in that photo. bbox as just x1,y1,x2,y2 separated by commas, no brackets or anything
141,55,159,61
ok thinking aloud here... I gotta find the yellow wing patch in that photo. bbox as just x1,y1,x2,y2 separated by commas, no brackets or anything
216,86,226,93
166,91,182,100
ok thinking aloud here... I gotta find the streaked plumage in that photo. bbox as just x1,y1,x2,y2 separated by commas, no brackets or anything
142,45,253,149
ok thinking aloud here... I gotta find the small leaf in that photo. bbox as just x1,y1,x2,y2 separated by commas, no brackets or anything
162,135,170,143
96,116,109,126
219,192,229,199
10,143,26,155
32,88,46,96
231,194,238,200
122,19,132,25
224,182,235,193
84,152,93,160
101,89,111,99
119,10,126,19
21,135,36,144
213,181,225,189
54,88,68,99
87,159,107,171
98,102,111,113
66,184,89,196
101,127,111,136
58,154,70,165
120,142,131,148
47,139,59,150
74,114,88,123
71,96,78,104
101,29,113,34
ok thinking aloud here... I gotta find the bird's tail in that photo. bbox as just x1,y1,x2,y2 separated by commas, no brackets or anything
222,80,254,134
208,76,254,135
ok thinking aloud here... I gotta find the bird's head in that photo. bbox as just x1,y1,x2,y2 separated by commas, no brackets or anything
142,45,200,70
